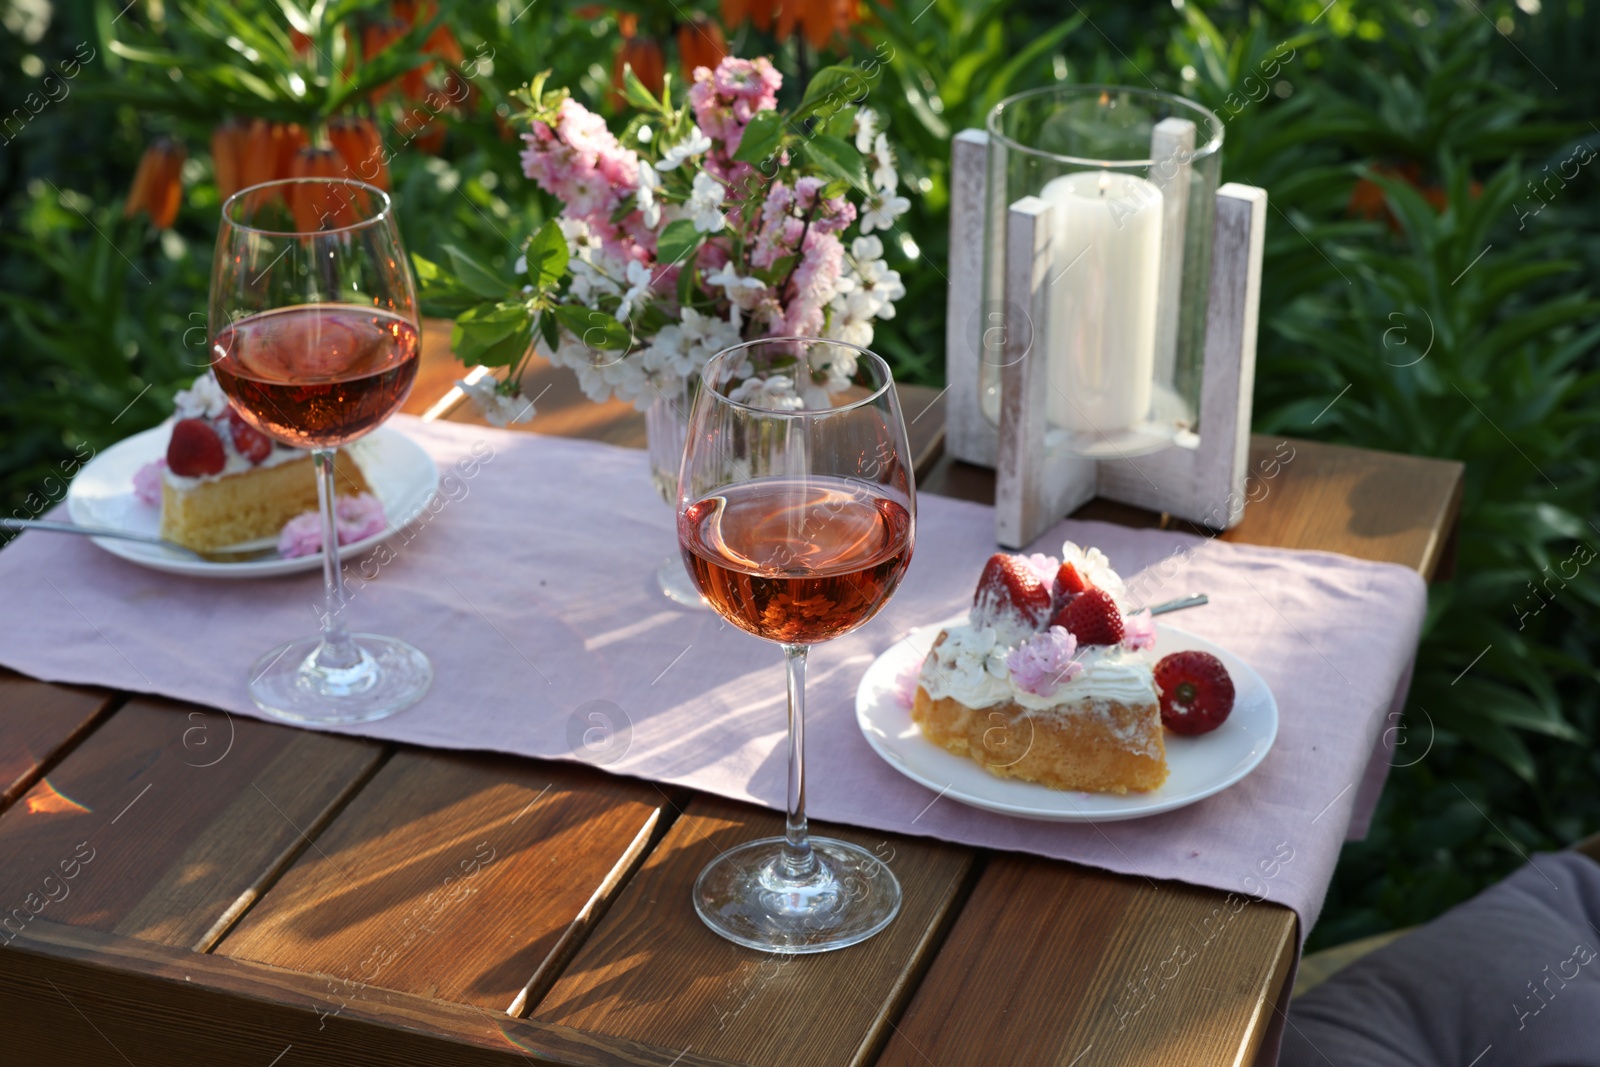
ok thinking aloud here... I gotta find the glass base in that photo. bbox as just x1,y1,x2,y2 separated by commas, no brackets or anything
248,632,432,725
693,836,902,954
657,554,707,608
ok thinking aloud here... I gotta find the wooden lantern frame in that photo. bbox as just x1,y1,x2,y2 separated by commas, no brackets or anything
943,127,1268,549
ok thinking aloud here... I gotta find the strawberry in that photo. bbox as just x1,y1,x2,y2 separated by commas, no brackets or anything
1055,561,1089,597
1052,560,1090,613
1154,651,1235,736
972,553,1052,631
225,408,273,463
1050,587,1123,646
166,417,226,477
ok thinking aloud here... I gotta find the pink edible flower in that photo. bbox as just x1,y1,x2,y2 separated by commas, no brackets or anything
778,230,845,336
892,655,922,709
1122,609,1157,651
132,459,166,507
810,196,857,235
690,57,780,163
520,97,640,221
277,493,387,559
1020,553,1060,593
1006,626,1083,698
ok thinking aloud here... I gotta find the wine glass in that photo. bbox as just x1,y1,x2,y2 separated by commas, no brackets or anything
210,177,431,724
677,337,915,953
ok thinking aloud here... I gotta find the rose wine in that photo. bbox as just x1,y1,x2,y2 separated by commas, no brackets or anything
211,304,420,448
680,476,913,644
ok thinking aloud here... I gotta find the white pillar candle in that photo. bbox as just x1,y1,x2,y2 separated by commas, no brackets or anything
1038,170,1164,436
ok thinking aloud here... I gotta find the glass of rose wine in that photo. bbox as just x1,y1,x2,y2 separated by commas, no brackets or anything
678,337,915,953
209,177,430,724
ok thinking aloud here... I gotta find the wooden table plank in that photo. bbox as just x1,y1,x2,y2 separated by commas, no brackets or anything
0,670,117,812
876,855,1296,1067
0,697,382,950
533,796,974,1067
5,917,745,1067
924,434,1464,580
217,749,670,1014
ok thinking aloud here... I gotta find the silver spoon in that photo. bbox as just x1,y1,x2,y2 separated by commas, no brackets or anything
1139,593,1209,616
1,518,281,564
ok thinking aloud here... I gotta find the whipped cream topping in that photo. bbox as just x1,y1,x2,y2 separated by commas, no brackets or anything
1060,542,1128,608
918,541,1158,712
173,372,231,420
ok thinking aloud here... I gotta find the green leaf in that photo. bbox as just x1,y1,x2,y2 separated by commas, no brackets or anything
442,244,511,301
622,63,663,112
551,305,633,350
676,256,698,307
411,253,443,287
523,220,569,290
536,308,559,354
452,304,534,368
802,135,870,192
656,218,703,268
794,63,870,123
732,109,787,165
821,105,857,140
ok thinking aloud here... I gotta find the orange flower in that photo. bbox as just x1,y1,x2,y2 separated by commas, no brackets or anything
359,17,424,99
613,36,665,106
210,119,249,200
412,117,448,154
678,15,729,78
424,23,465,65
391,0,433,24
124,136,186,229
239,120,308,190
287,146,360,231
362,17,407,61
1348,161,1480,233
726,0,856,45
328,115,389,191
723,0,773,33
289,27,313,57
779,0,857,49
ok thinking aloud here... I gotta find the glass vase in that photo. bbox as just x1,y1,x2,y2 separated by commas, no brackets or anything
646,376,705,607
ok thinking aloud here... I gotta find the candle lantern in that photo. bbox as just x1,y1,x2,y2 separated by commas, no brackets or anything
945,86,1267,548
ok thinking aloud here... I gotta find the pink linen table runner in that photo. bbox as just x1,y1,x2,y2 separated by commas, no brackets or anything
0,415,1427,942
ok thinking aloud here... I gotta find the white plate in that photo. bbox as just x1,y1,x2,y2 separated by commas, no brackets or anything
856,619,1278,821
65,424,439,579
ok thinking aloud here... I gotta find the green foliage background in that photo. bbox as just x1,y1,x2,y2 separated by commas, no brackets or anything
3,0,1597,948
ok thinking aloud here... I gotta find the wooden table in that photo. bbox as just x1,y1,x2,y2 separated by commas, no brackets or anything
0,324,1462,1066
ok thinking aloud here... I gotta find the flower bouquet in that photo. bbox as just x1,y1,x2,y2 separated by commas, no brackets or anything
417,56,910,427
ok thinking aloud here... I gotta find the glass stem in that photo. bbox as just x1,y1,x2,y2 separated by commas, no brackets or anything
312,448,359,671
781,643,817,879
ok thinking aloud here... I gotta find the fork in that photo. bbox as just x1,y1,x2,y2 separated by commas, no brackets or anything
1,518,281,564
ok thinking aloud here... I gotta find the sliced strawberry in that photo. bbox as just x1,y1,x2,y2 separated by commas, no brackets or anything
1051,587,1123,646
225,408,273,463
1055,561,1089,596
166,417,226,477
1052,560,1091,613
972,553,1052,631
1155,651,1235,736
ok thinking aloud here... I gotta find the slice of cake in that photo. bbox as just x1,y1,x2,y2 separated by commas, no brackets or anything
153,373,370,552
911,543,1168,794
